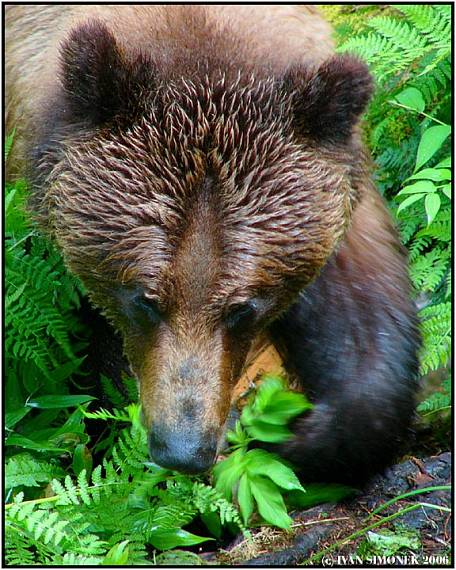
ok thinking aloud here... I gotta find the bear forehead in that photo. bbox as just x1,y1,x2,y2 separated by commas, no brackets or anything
84,73,295,179
58,72,339,225
54,76,311,232
49,74,350,299
57,118,340,264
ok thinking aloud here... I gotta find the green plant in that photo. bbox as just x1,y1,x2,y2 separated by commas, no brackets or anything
5,182,85,382
5,151,95,475
357,528,421,558
417,378,451,417
214,376,312,529
338,5,451,85
215,377,355,529
5,404,245,565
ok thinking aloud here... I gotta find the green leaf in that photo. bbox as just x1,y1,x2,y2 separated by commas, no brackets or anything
251,376,285,413
5,129,16,161
72,444,93,477
213,448,246,501
415,125,451,172
246,450,304,492
364,529,420,557
425,193,441,225
286,483,356,508
149,528,212,550
397,193,425,215
200,511,222,539
56,405,88,432
26,394,96,409
397,180,436,196
394,87,425,113
249,476,292,529
226,420,250,446
238,474,254,526
47,357,86,384
6,453,64,490
258,392,312,424
5,282,27,308
5,407,32,430
5,188,17,215
51,430,89,448
441,184,451,199
407,168,451,182
5,434,64,454
102,541,130,565
246,419,292,443
435,156,451,168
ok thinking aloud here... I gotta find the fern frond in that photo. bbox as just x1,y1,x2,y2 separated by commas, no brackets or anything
339,6,450,86
416,220,451,243
165,478,247,535
419,302,451,375
192,481,246,530
396,5,451,50
445,269,451,299
376,137,418,173
338,34,398,82
6,497,107,562
5,523,37,566
155,503,196,528
369,15,427,53
5,129,16,161
82,407,130,422
412,55,451,106
408,236,432,262
417,378,451,414
432,4,452,24
5,245,81,380
398,210,422,244
410,247,450,292
61,553,104,565
112,429,148,471
6,453,64,490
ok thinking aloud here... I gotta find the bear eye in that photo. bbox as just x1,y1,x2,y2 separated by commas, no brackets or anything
224,302,257,331
133,295,163,325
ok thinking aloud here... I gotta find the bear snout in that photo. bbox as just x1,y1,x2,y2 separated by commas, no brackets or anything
148,423,218,474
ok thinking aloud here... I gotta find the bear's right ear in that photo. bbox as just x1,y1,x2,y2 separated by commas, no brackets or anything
60,20,155,125
284,54,373,143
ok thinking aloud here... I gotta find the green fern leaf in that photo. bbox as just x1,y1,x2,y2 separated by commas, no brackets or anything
6,453,64,490
417,378,451,414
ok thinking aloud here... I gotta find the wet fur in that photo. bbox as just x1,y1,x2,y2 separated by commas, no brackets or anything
6,5,419,483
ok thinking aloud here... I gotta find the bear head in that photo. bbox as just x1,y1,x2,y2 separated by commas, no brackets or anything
39,21,372,472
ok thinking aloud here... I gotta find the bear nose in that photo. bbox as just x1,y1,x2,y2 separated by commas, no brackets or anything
148,424,217,474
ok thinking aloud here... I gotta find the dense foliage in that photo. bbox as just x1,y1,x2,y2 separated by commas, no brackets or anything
5,4,452,565
6,404,245,565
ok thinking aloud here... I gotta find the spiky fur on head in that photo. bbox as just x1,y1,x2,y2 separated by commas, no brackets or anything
44,70,362,311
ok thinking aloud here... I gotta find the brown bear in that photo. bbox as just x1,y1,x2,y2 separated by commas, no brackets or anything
6,5,419,483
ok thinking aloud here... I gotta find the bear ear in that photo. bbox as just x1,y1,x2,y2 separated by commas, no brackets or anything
60,20,155,125
284,54,373,143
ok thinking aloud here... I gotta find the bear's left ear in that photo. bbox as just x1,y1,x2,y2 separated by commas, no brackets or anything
60,20,155,125
283,54,373,143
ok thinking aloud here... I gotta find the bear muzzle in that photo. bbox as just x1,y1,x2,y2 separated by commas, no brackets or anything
148,422,218,474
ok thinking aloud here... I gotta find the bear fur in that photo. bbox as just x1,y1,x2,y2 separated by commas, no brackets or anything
6,5,419,482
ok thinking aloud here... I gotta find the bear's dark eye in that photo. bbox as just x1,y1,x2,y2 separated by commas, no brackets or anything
224,302,257,331
133,295,163,326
